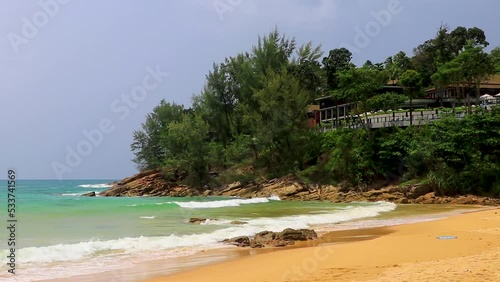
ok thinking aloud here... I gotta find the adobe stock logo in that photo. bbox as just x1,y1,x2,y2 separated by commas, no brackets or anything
213,0,244,21
341,0,405,54
51,65,170,179
7,0,72,54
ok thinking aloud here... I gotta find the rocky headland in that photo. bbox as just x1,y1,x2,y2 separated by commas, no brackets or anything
98,169,500,206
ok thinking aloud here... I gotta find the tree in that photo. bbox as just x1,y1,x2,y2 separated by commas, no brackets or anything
413,25,489,87
253,68,318,172
333,67,387,124
432,59,463,110
366,92,407,112
289,42,324,97
322,48,353,90
400,70,422,126
131,100,185,170
165,113,211,189
385,51,412,83
252,28,296,76
490,47,500,73
193,63,237,148
454,43,495,112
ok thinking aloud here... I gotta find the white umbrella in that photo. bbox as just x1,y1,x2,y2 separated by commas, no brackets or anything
480,94,494,100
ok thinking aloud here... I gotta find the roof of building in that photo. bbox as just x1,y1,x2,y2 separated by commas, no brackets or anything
426,74,500,92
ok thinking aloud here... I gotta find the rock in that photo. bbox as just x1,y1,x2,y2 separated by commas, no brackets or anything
279,228,317,241
399,197,409,204
230,220,248,225
223,236,250,247
252,231,277,244
81,191,96,197
188,218,207,224
250,242,264,248
100,169,201,197
406,184,433,199
225,228,318,248
227,182,242,190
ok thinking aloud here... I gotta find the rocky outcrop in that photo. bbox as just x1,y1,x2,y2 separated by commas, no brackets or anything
217,177,500,206
216,175,328,201
223,236,251,247
280,228,318,241
81,191,96,197
100,169,201,197
100,170,500,206
188,218,208,224
223,228,318,248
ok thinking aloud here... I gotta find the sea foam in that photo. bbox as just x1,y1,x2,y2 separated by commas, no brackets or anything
172,195,281,209
78,184,113,188
0,202,396,265
61,191,94,196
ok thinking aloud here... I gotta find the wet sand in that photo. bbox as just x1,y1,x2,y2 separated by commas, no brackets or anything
143,208,500,282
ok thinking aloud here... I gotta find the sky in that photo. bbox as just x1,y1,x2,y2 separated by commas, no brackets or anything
0,0,499,180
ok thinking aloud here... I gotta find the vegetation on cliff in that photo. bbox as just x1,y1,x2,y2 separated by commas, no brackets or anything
129,26,500,197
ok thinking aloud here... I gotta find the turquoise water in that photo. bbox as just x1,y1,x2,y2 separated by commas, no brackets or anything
0,180,473,281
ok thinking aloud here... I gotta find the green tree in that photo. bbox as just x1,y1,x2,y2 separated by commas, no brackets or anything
289,42,324,97
253,68,318,173
432,59,463,110
490,47,500,73
165,113,211,189
333,67,387,124
454,43,495,112
131,100,185,170
322,48,353,90
385,51,412,83
400,70,422,126
412,25,489,87
366,92,407,112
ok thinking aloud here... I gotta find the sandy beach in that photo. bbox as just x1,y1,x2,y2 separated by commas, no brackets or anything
144,208,500,282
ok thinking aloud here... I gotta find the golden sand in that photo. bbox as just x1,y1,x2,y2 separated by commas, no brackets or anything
143,208,500,282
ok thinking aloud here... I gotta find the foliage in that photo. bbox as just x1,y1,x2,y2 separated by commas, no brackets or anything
412,25,488,87
490,47,500,73
130,26,500,197
131,100,185,170
322,48,353,90
366,92,407,112
385,51,412,82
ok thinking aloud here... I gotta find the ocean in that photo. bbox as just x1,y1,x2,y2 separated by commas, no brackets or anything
0,180,479,282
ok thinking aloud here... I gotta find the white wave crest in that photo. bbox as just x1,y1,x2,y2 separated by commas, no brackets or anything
61,191,94,196
0,202,395,266
139,216,156,219
172,196,281,209
78,184,113,188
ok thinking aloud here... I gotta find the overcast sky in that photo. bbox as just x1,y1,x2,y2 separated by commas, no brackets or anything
1,0,498,180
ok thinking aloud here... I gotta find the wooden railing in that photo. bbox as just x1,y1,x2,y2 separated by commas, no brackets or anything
319,109,470,131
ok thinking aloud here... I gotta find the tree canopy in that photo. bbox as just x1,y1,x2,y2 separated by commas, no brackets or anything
130,25,500,196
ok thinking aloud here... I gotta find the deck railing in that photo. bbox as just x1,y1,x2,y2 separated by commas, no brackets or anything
319,108,472,131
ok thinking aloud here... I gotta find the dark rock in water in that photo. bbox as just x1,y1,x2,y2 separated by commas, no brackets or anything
249,241,265,248
279,228,318,241
224,228,318,248
230,220,248,225
188,218,207,224
251,231,277,247
81,191,96,197
223,236,251,247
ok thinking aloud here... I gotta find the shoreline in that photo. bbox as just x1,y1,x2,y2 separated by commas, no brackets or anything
142,207,500,282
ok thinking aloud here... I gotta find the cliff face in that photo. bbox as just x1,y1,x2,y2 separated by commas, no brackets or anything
100,170,500,206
